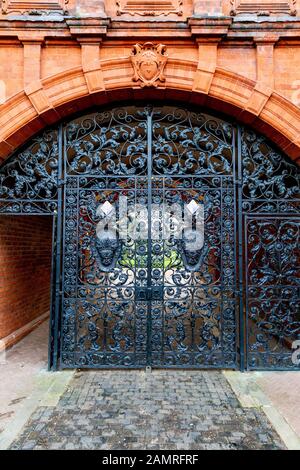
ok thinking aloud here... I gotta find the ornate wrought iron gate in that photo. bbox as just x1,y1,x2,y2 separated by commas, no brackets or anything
60,107,237,369
0,104,299,371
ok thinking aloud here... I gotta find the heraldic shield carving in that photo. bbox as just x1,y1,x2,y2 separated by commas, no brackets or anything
131,42,168,87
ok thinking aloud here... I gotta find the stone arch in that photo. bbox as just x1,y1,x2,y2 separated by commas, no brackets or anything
0,59,299,164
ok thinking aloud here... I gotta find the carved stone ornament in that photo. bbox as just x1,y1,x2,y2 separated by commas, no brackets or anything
116,0,183,17
1,0,69,15
131,42,168,88
230,0,297,16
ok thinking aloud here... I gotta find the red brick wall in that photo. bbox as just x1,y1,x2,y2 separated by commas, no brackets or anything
0,215,53,340
0,1,299,163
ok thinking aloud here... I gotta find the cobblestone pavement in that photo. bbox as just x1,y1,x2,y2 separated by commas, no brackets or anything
10,369,285,450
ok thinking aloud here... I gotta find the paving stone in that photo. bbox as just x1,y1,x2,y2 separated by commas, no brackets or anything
9,370,286,450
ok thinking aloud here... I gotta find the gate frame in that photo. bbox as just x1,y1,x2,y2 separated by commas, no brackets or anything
0,103,299,372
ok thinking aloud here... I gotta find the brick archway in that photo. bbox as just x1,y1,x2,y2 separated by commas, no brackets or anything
0,60,299,164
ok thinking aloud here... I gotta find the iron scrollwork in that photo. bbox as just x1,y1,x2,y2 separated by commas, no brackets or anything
0,105,299,371
241,127,300,370
0,130,59,214
64,108,148,176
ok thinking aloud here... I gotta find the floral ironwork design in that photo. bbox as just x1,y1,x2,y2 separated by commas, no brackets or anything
242,126,300,369
0,129,59,214
59,106,238,368
65,108,148,176
246,218,300,369
241,129,299,204
0,104,298,371
152,107,233,175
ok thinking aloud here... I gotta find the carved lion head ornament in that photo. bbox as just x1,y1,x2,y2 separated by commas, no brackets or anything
93,229,122,272
131,42,168,87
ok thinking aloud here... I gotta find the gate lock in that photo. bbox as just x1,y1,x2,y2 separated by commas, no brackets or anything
135,286,164,301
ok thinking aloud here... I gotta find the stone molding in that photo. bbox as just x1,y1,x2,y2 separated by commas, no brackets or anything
116,0,183,17
1,0,68,15
230,0,297,17
0,60,299,163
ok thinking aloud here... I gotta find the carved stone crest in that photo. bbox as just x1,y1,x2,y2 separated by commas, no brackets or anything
131,42,168,88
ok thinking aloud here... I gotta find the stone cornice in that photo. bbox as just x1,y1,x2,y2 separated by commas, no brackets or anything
0,15,300,41
66,17,110,37
188,16,232,37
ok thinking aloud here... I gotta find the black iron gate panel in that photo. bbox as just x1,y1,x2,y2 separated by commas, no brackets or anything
245,216,300,369
240,128,300,370
148,175,237,368
59,106,239,369
148,108,237,368
0,129,59,215
0,104,299,371
61,108,150,367
61,176,149,367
